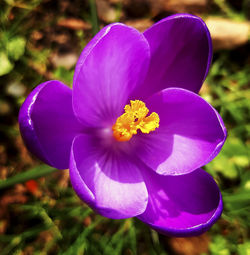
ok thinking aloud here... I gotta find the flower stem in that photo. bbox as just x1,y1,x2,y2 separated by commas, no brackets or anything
89,0,99,35
0,165,57,190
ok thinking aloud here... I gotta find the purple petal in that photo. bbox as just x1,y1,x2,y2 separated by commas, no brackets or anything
133,88,226,175
137,167,223,237
131,14,212,99
18,81,83,169
73,23,114,85
73,23,150,127
69,134,148,219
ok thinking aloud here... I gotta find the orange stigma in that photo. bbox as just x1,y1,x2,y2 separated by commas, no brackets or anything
112,100,160,142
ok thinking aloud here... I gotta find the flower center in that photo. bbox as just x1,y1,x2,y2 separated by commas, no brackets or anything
112,100,160,142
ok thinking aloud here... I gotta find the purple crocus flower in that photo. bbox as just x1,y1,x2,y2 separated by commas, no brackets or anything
19,14,227,237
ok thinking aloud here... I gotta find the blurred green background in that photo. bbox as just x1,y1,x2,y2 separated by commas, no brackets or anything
0,0,249,254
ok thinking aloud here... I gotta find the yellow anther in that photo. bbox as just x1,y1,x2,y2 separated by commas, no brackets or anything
112,100,160,142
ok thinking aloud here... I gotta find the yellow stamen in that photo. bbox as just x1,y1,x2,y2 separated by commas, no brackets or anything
112,100,160,142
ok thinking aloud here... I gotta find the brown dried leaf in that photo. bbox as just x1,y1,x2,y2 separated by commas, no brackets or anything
0,220,8,234
83,216,92,226
169,233,210,255
149,0,208,16
50,52,78,70
206,17,250,50
57,169,70,188
96,0,117,23
125,19,153,32
58,18,91,30
0,184,28,218
36,230,53,246
15,135,34,166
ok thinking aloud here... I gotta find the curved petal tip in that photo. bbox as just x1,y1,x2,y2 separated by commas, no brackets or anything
138,168,223,237
69,134,148,219
19,80,82,169
132,13,212,99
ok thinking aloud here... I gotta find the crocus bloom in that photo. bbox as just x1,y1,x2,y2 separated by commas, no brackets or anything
19,14,226,236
